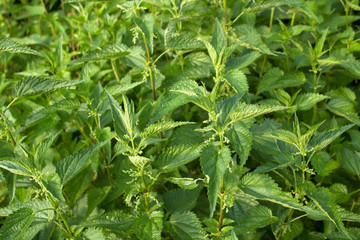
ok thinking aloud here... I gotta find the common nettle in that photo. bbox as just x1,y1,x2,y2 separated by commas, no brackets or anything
0,0,360,239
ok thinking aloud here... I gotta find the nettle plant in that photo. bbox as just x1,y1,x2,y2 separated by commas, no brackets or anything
0,0,360,239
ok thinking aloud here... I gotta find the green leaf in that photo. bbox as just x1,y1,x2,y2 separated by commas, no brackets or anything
165,31,204,50
150,80,196,123
311,151,340,177
167,177,199,190
0,161,32,176
346,0,360,11
239,173,308,211
24,99,81,128
107,92,137,141
105,81,145,96
235,205,277,232
0,37,42,56
156,144,203,172
73,43,130,62
327,98,360,126
224,69,248,95
43,173,65,202
314,29,328,57
230,103,287,123
339,55,360,78
326,227,360,240
12,76,81,98
34,132,60,167
216,94,244,128
226,120,253,166
86,187,111,217
83,211,135,234
141,121,193,139
341,148,360,176
135,211,163,240
55,35,63,68
234,25,273,55
226,51,262,70
168,211,206,240
200,144,231,218
253,152,297,173
307,187,350,239
0,199,53,221
57,142,107,185
0,208,35,240
82,227,105,240
65,0,112,2
202,38,218,68
245,0,303,13
308,124,354,152
258,69,306,94
128,155,152,168
211,18,226,56
294,93,328,111
134,14,155,54
281,221,303,240
163,187,201,213
330,183,350,204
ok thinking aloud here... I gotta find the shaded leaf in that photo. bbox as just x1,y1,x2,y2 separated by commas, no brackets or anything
0,37,42,56
307,187,350,238
0,208,35,240
13,76,82,98
74,43,130,62
168,211,206,240
57,142,107,185
200,144,231,218
156,144,203,172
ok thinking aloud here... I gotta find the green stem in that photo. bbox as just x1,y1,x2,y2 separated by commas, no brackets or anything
141,32,157,101
223,0,229,46
218,177,225,232
218,133,225,233
37,178,73,237
0,115,16,146
2,0,13,35
140,166,150,213
345,8,348,28
101,150,113,188
40,0,56,40
259,55,267,79
277,208,293,240
259,8,274,79
312,70,318,124
291,10,296,26
269,7,275,33
111,59,120,82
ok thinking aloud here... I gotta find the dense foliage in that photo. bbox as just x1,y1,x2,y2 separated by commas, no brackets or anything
0,0,360,239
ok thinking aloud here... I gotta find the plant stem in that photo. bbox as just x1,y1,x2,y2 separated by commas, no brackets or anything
140,166,150,213
111,59,120,82
0,115,16,146
312,70,317,124
291,10,296,26
218,133,225,233
141,32,157,101
223,0,229,46
218,177,225,232
259,7,274,79
101,150,113,188
37,178,73,237
277,208,293,240
259,56,267,79
269,7,275,32
40,0,56,40
2,0,13,35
